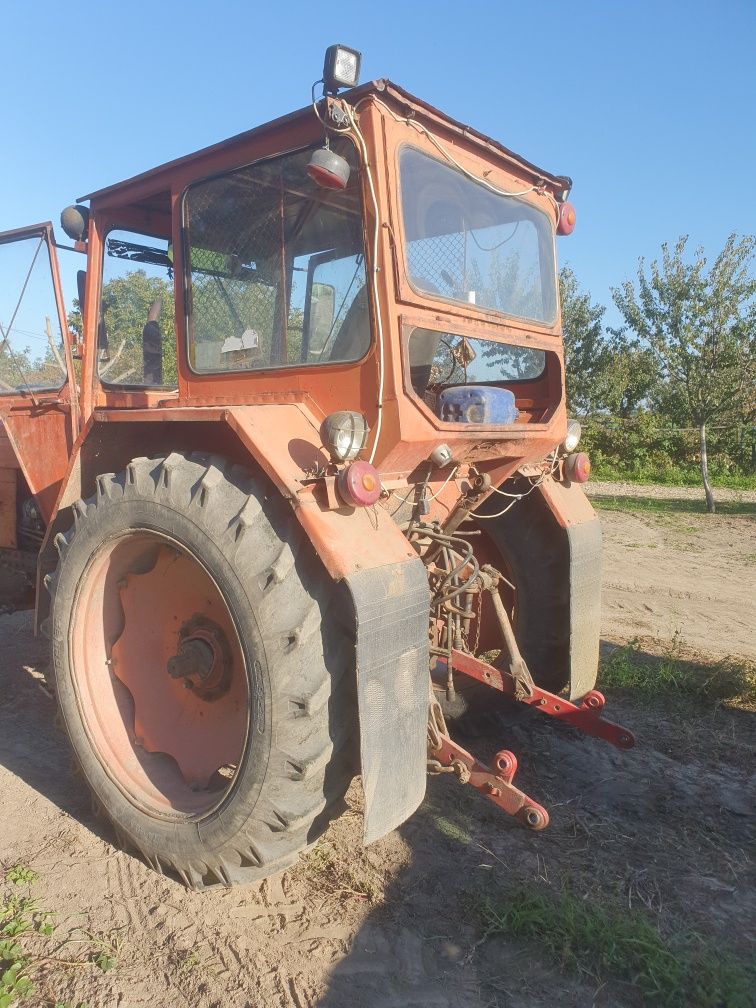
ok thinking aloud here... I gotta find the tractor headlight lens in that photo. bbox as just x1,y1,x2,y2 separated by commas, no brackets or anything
321,410,369,462
323,44,362,92
563,419,582,453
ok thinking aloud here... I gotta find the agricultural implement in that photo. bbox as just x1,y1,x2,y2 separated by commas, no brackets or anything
0,45,633,888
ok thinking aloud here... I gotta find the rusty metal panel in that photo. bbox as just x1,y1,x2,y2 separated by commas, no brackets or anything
0,467,17,548
0,429,19,469
0,412,72,523
225,404,417,579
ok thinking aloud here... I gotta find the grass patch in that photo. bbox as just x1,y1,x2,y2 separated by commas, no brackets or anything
0,863,121,1007
477,884,754,1008
590,463,756,492
600,639,756,710
591,493,755,517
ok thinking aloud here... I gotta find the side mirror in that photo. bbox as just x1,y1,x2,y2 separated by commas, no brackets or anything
306,282,336,355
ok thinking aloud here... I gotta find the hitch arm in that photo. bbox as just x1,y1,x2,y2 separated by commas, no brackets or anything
439,649,636,750
428,701,549,830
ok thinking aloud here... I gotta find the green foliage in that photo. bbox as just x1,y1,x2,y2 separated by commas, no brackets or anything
4,868,38,887
478,884,754,1008
611,234,755,507
0,960,33,1008
591,492,755,517
82,927,124,974
599,639,756,709
0,865,124,1006
560,266,657,417
560,237,755,491
581,412,755,486
0,331,66,394
612,234,756,431
100,271,176,385
68,269,177,386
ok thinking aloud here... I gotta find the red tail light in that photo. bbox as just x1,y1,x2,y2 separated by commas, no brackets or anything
337,460,382,506
564,452,591,483
557,202,576,236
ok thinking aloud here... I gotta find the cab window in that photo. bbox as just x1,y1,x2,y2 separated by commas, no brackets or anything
99,228,177,387
183,139,369,373
0,234,67,393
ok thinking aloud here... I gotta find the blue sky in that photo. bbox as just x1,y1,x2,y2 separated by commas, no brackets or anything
2,0,754,327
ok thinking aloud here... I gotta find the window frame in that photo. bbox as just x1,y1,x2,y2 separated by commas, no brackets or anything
0,227,71,397
399,315,561,432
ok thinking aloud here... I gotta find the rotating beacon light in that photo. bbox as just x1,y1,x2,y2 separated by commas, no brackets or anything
306,45,362,190
306,145,350,190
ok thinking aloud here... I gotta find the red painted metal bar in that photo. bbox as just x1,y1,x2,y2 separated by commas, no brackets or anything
438,649,636,750
430,732,549,830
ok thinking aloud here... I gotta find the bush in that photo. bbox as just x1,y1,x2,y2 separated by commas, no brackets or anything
581,413,755,488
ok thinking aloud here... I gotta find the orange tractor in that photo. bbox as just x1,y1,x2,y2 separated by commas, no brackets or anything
0,46,632,888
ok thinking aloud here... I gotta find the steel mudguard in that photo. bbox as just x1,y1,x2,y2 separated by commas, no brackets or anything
537,479,602,700
344,559,430,844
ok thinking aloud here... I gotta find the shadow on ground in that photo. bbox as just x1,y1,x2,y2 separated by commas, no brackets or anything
1,611,753,1007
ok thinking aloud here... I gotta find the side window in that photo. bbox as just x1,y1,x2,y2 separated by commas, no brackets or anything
296,250,368,363
184,139,368,374
99,230,176,387
0,234,67,393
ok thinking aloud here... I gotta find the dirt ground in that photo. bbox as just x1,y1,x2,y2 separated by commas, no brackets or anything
1,493,754,1007
586,486,756,662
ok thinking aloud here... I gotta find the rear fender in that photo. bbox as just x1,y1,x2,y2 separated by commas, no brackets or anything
39,402,430,844
536,478,602,700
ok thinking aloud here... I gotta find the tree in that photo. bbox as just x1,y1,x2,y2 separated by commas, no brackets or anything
560,267,657,417
560,266,608,413
68,270,176,385
612,234,756,512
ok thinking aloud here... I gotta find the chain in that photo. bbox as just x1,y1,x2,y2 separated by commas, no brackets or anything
472,586,483,656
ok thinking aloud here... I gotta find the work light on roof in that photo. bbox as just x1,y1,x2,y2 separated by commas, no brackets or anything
323,44,362,93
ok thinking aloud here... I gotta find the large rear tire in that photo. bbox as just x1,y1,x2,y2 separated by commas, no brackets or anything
47,452,356,888
477,483,570,694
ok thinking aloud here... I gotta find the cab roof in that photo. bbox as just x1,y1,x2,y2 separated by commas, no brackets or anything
79,80,567,205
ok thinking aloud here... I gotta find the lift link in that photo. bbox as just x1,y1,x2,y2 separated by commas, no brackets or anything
427,698,549,830
479,563,535,700
438,648,636,750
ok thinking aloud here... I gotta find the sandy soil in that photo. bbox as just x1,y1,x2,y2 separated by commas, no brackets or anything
1,495,754,1007
598,507,756,661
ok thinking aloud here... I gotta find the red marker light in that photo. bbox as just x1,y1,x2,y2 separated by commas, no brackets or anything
557,202,576,236
337,460,382,507
564,452,591,483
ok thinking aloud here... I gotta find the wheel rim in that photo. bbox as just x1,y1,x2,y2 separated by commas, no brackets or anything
69,531,249,817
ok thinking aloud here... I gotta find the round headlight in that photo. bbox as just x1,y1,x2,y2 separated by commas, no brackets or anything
563,419,582,453
320,411,369,462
